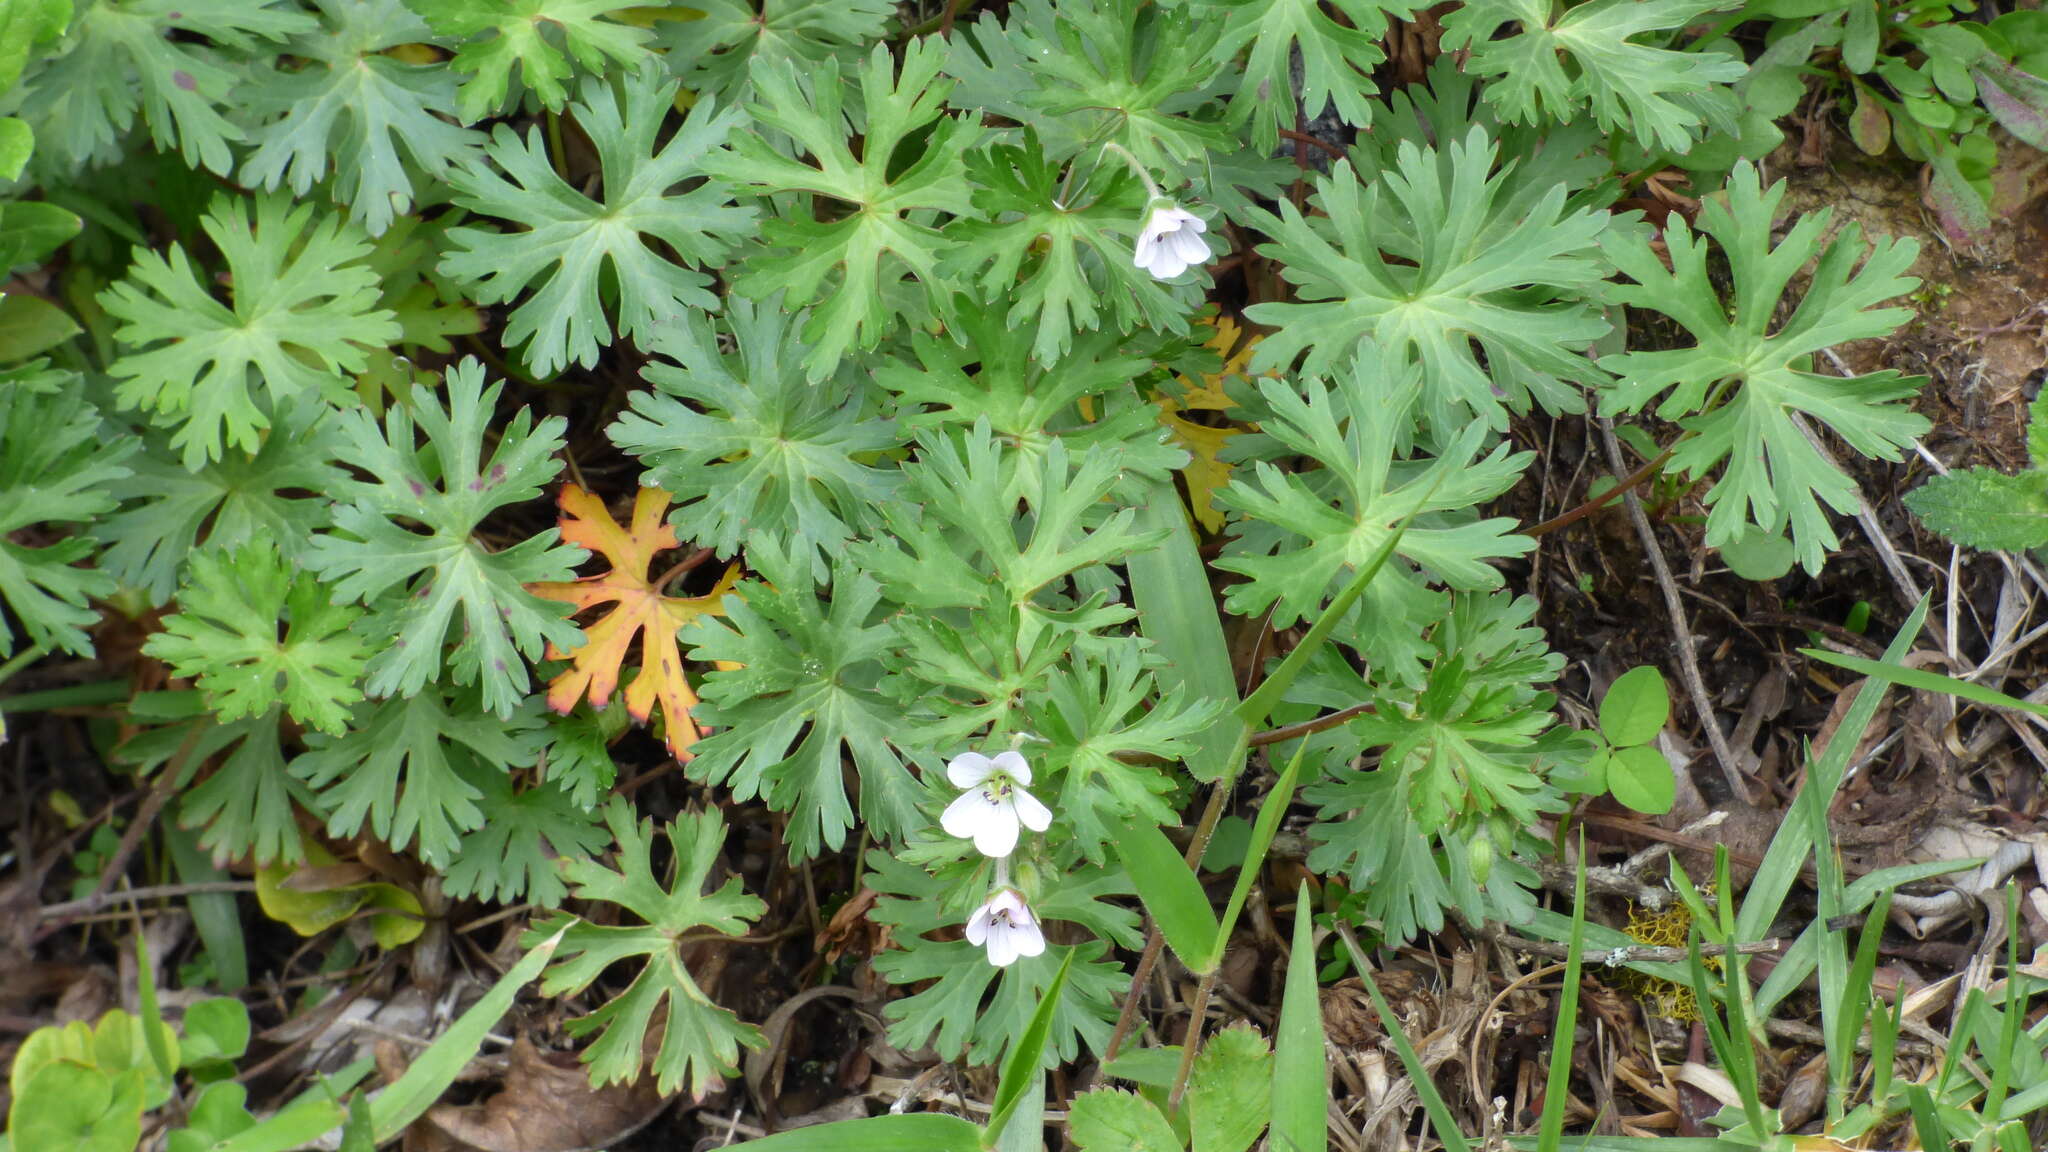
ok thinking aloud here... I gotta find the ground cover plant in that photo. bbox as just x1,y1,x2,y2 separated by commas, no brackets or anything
5,0,2048,1149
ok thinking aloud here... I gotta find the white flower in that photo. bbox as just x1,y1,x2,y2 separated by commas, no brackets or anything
965,887,1046,967
1133,201,1211,280
941,749,1052,858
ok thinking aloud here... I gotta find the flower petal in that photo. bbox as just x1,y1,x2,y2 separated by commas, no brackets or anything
1176,209,1208,234
1168,227,1210,266
1012,786,1052,832
987,924,1021,966
965,898,996,946
947,752,996,788
972,806,1022,858
942,789,1000,842
1011,918,1047,959
991,749,1031,785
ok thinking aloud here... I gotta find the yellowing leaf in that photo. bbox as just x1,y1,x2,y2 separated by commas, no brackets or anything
255,845,425,947
1153,316,1266,531
529,486,738,761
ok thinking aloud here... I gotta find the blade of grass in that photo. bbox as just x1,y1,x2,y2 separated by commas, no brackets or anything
166,823,247,991
1337,923,1471,1152
1536,837,1589,1152
1236,496,1425,728
1798,647,2048,717
136,931,176,1081
732,1114,987,1151
369,925,563,1140
1271,881,1327,1152
1737,595,1929,945
1128,482,1243,783
1114,815,1223,974
1212,741,1308,956
1830,890,1892,1118
985,949,1075,1145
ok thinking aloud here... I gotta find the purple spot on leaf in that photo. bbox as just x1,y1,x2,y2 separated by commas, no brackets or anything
491,464,506,482
173,70,196,91
409,479,426,497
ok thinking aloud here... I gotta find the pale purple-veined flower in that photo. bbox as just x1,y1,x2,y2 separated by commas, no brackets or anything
1133,201,1211,280
965,887,1046,967
941,749,1052,858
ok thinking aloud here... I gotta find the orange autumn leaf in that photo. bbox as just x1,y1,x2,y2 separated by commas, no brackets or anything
528,486,739,761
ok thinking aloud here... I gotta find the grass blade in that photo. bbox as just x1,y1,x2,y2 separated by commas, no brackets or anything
1212,741,1308,957
1128,481,1243,783
1536,839,1588,1152
986,949,1075,1144
1272,881,1327,1152
369,925,563,1140
1798,647,2048,717
733,1114,987,1151
1114,815,1224,974
1338,924,1471,1152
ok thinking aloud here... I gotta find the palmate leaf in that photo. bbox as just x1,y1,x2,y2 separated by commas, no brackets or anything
442,69,754,376
679,544,923,860
444,772,608,905
305,358,585,718
608,296,898,579
294,685,546,868
1441,0,1745,152
99,193,399,469
1216,350,1533,686
14,0,313,175
528,486,739,761
707,38,979,379
1600,162,1929,574
408,0,653,122
0,375,132,657
865,849,1139,1067
241,0,482,237
118,694,311,865
658,0,894,104
943,133,1198,363
1195,0,1419,150
1242,129,1613,437
144,541,368,736
99,400,340,606
530,801,765,1095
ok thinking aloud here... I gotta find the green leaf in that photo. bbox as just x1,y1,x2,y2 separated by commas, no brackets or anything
608,296,898,577
409,0,653,122
1904,467,2048,552
1196,0,1415,152
1598,665,1669,747
370,927,563,1141
443,773,608,905
0,378,131,658
659,0,894,104
305,358,585,718
1601,162,1928,574
1189,1025,1272,1152
1113,813,1222,973
943,132,1197,363
9,1061,144,1152
1067,1090,1180,1152
681,548,923,858
119,698,309,866
1271,881,1326,1152
708,38,979,378
866,849,1139,1067
294,687,546,869
1607,745,1676,815
98,192,399,468
15,1,314,175
1719,524,1800,581
1127,481,1242,784
1243,131,1614,434
241,0,483,236
530,802,766,1096
177,999,249,1072
440,70,755,375
987,949,1075,1144
717,1114,985,1152
1798,645,2048,718
100,399,341,606
144,541,369,736
0,293,77,362
1216,350,1533,687
1442,0,1745,151
0,201,81,270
